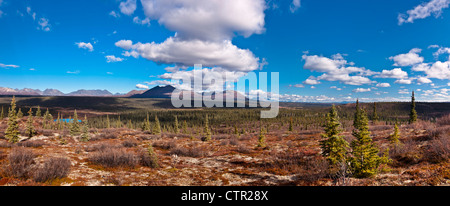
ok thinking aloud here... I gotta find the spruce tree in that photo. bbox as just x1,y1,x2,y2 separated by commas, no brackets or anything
409,91,417,124
116,115,122,128
17,108,23,119
320,105,349,166
25,108,36,138
142,113,151,132
145,145,159,168
5,96,20,143
289,117,293,132
70,110,80,136
203,115,211,141
389,123,400,145
353,99,362,129
1,106,4,119
174,115,179,134
80,115,90,142
257,124,266,148
350,109,385,178
372,102,379,123
43,109,53,129
57,112,63,130
106,115,111,129
127,119,133,129
153,115,161,135
183,120,188,134
35,106,41,117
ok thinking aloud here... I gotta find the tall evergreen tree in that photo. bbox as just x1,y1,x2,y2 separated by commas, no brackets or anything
106,115,111,128
116,115,122,128
289,117,293,132
409,91,417,124
80,115,90,142
1,106,4,119
35,106,41,117
142,113,151,132
25,108,36,138
70,110,80,136
153,115,161,135
372,102,379,123
353,99,362,129
203,115,211,141
257,123,266,148
320,105,349,166
174,115,179,134
57,112,63,130
350,109,386,178
183,120,188,134
127,119,133,129
5,96,20,143
43,108,53,129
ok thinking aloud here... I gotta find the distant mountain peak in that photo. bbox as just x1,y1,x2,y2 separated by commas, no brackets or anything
131,85,176,99
67,89,113,97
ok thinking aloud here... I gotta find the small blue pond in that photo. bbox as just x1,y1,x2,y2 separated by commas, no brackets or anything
54,119,82,123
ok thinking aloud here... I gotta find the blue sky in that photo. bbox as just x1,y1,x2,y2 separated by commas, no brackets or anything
0,0,449,102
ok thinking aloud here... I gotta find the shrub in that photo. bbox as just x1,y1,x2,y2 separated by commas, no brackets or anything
6,147,36,178
41,129,55,137
138,146,159,168
422,136,450,163
437,114,450,126
169,144,208,157
88,147,138,168
0,140,12,148
85,143,121,152
236,144,251,154
389,140,421,166
33,157,71,183
17,140,46,148
122,139,138,148
153,140,177,150
92,132,119,141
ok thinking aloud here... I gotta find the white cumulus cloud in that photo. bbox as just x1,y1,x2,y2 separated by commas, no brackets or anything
353,88,371,93
116,38,260,72
376,68,409,79
376,83,391,87
389,48,424,67
302,53,377,85
398,0,450,25
75,42,94,52
136,84,149,89
116,0,266,74
119,0,137,16
290,0,301,13
106,55,124,63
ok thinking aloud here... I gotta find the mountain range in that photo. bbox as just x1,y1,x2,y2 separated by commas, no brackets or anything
0,85,249,101
0,87,147,97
